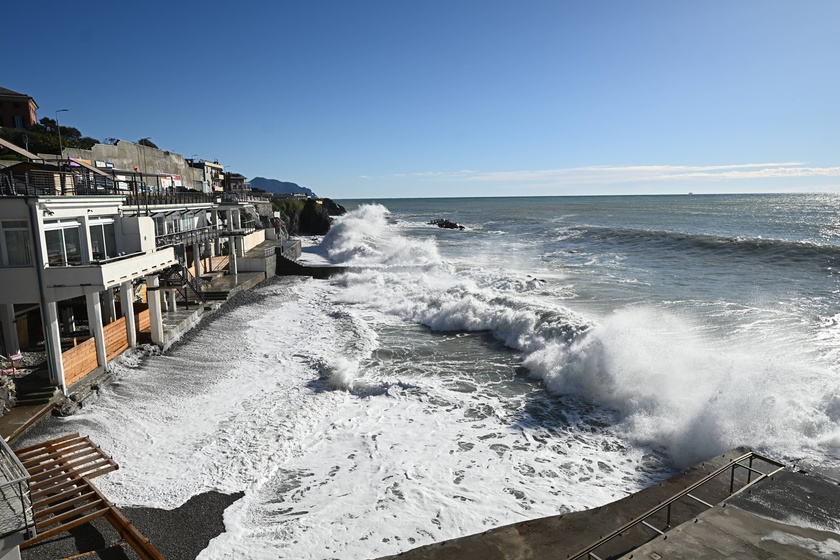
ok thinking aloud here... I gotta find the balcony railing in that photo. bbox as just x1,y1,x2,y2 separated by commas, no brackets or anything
0,438,35,541
124,192,216,207
1,169,122,197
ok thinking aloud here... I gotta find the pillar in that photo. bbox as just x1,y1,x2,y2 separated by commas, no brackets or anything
145,275,164,346
1,304,19,356
120,281,137,348
193,242,202,279
229,237,238,275
166,289,178,312
86,292,107,368
44,302,66,392
61,307,76,333
105,288,117,323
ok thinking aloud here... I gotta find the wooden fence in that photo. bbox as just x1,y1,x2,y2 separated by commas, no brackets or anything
135,308,150,334
62,338,98,387
104,317,129,361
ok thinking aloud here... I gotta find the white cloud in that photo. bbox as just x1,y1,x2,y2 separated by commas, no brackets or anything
461,162,839,184
359,162,840,195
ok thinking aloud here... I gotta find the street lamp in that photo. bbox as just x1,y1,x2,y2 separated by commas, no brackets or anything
55,109,69,162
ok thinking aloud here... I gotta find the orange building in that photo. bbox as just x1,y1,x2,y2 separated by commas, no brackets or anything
0,86,39,129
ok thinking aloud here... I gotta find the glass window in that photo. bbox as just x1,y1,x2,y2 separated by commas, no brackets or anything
5,231,32,265
43,221,83,266
64,227,81,264
0,220,33,267
88,221,117,260
104,223,117,257
89,224,105,260
45,230,65,265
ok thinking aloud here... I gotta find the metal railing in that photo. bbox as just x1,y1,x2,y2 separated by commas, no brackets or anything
155,224,225,249
125,192,216,207
0,438,35,541
569,451,786,560
1,169,121,196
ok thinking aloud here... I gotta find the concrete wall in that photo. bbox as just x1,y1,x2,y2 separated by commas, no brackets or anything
239,253,276,278
61,141,206,191
242,230,265,253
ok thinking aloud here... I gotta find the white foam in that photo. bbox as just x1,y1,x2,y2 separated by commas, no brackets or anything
305,204,840,469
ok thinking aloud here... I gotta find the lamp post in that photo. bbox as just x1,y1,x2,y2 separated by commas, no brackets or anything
55,109,69,194
140,138,151,215
55,109,69,161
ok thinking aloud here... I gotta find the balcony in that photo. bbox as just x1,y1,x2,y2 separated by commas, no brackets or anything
43,248,177,299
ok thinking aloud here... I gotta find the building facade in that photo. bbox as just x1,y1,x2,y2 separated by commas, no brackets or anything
0,87,38,130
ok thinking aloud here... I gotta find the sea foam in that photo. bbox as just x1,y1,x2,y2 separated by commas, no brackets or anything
322,205,840,469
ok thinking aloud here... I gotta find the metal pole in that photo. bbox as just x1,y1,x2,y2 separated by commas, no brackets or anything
55,109,69,161
55,109,69,195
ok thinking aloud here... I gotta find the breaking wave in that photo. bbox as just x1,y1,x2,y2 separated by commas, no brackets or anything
322,204,840,468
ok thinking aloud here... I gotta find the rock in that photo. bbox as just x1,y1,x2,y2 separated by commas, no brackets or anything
0,377,15,416
428,218,465,230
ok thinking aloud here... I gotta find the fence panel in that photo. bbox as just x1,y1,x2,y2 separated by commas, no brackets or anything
62,338,98,387
104,317,129,360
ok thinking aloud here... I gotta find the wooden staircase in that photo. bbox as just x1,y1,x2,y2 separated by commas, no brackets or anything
15,433,164,559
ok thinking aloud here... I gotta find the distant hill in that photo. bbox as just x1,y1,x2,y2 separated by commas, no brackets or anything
249,177,316,198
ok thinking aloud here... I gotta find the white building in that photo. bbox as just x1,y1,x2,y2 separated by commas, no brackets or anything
0,163,267,396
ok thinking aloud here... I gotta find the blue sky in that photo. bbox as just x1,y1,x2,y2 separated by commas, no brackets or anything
5,1,840,198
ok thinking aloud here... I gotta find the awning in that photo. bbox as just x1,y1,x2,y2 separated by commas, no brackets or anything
0,137,44,161
69,157,112,178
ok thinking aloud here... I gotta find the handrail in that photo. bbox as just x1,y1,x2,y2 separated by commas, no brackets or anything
568,451,786,560
0,437,36,540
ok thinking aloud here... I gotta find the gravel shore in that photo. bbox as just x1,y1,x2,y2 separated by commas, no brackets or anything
21,490,242,559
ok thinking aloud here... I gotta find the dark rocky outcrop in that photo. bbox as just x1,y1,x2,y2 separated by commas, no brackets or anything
275,198,347,235
429,219,465,230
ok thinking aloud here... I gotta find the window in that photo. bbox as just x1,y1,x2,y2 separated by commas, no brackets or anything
14,116,22,128
88,217,117,260
44,220,82,266
0,220,33,266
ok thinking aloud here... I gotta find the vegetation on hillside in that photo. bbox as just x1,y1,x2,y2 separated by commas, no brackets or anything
0,117,99,156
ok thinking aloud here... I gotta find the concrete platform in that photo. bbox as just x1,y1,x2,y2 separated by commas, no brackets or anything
381,449,840,560
625,468,840,559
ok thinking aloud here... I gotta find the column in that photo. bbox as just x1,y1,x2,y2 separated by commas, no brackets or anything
120,281,137,348
105,288,117,323
166,289,178,312
229,237,238,275
145,275,164,346
44,302,66,393
86,292,107,368
0,304,19,356
193,242,202,279
61,307,76,333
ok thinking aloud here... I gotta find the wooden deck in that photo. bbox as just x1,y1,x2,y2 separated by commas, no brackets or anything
14,433,164,559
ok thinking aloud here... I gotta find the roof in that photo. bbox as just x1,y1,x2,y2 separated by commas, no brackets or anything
0,86,29,97
0,137,44,161
0,87,38,108
69,157,112,178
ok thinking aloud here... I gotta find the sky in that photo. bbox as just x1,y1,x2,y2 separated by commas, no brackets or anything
5,1,840,198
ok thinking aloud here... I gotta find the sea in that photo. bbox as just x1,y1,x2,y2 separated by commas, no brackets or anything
25,194,840,559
